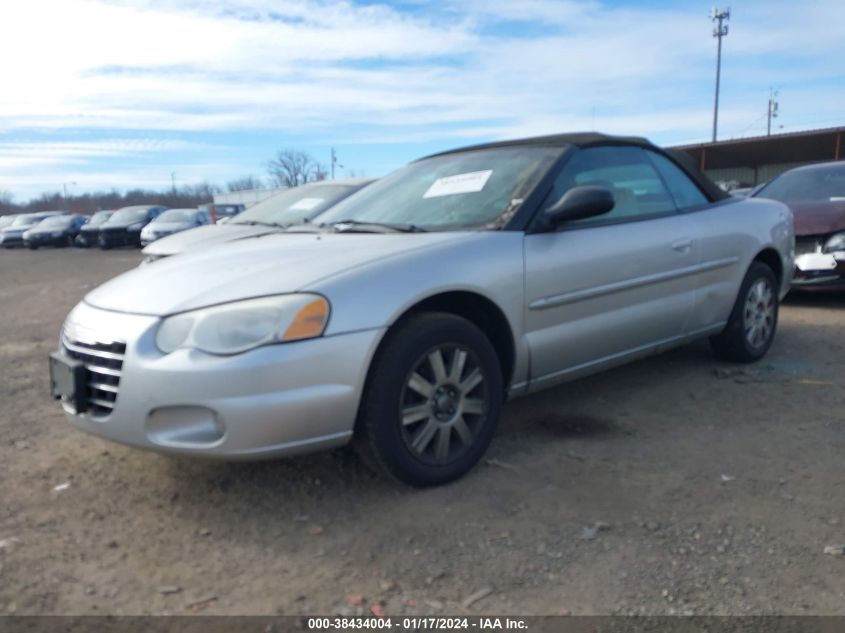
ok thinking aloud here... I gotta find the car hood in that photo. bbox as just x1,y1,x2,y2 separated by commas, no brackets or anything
787,201,845,235
86,231,468,316
141,223,278,257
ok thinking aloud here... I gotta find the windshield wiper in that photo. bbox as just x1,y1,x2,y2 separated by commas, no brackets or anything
232,220,287,228
282,222,326,233
325,219,428,233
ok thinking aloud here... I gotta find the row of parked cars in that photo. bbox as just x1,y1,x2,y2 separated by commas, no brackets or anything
0,182,378,252
43,131,845,488
0,205,233,250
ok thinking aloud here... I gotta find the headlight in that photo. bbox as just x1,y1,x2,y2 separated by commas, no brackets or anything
53,231,64,238
127,223,145,232
823,232,845,253
155,294,330,355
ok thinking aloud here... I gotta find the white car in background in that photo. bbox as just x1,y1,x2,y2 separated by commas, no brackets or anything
140,208,211,246
142,179,374,263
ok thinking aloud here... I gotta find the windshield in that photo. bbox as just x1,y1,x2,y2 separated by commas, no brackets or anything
36,215,72,229
87,211,113,226
232,184,358,226
154,209,196,224
12,214,42,227
107,208,150,224
756,164,845,203
316,147,561,230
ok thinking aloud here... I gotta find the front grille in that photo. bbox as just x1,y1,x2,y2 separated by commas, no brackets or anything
795,237,823,256
61,334,126,417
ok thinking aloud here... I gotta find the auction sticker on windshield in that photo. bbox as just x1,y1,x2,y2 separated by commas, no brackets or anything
423,170,492,198
289,198,325,211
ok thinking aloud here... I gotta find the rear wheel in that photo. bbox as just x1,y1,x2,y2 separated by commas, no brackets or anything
710,262,779,363
356,312,503,487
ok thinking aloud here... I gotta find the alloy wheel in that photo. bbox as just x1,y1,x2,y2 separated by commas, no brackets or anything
743,278,775,349
399,344,488,466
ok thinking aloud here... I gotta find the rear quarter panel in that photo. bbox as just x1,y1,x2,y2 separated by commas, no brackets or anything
685,197,793,333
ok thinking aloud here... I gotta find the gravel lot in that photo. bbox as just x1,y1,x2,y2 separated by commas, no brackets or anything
1,247,844,616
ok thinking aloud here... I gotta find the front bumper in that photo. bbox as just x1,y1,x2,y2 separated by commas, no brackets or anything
791,252,845,292
25,233,68,247
140,231,173,246
57,301,384,458
1,232,25,247
75,231,98,247
98,230,141,248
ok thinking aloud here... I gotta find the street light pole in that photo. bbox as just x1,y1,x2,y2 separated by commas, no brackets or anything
767,88,779,136
711,7,730,143
62,181,77,203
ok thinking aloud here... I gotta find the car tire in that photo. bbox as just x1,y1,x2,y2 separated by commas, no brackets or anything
356,312,503,487
709,261,779,363
27,244,37,250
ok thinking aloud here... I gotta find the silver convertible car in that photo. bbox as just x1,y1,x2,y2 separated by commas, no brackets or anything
49,133,794,486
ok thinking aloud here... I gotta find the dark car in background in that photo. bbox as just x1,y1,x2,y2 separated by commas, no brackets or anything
140,208,210,246
753,161,845,291
23,214,87,248
0,211,67,248
75,210,114,247
98,205,166,249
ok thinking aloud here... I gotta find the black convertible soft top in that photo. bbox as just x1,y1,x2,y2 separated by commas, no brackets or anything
420,132,729,202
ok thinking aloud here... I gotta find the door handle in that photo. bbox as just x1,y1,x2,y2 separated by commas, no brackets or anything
672,239,693,252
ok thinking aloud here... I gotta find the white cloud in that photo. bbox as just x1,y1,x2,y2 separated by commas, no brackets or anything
0,0,843,199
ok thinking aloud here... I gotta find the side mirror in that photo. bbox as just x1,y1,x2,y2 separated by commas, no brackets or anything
542,185,615,228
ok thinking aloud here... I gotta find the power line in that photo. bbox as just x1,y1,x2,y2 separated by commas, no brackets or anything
710,6,730,142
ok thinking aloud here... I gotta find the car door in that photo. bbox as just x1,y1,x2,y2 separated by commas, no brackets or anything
523,146,700,391
644,149,745,333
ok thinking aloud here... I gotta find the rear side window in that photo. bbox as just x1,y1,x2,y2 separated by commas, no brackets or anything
542,146,678,223
646,151,709,210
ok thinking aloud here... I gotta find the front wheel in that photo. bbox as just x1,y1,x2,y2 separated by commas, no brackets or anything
710,262,779,363
356,312,503,487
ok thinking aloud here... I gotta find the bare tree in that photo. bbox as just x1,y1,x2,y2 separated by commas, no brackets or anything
267,150,326,188
227,175,263,192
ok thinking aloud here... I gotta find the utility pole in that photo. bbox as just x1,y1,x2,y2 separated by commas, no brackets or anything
171,171,176,194
767,88,779,136
710,7,730,142
330,148,343,179
62,181,77,202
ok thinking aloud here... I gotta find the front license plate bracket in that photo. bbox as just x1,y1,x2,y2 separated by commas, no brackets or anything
49,352,88,413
